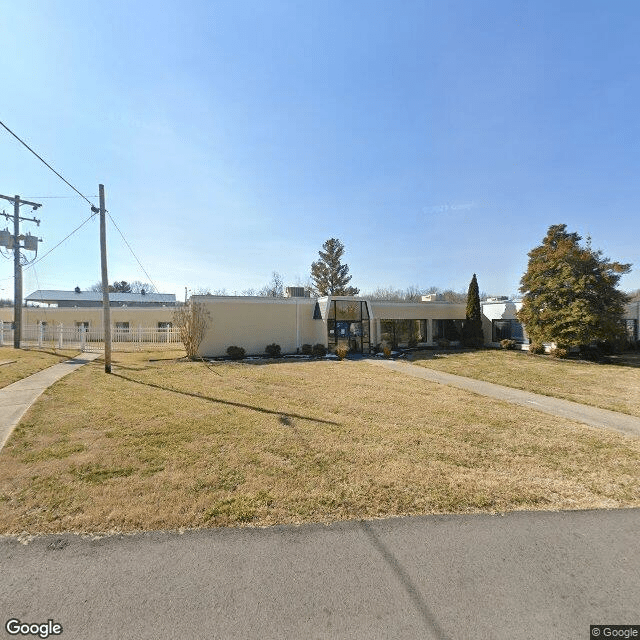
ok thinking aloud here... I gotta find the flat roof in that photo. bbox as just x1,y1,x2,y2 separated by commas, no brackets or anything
26,290,176,304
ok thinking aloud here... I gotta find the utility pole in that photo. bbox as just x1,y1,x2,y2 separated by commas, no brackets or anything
0,194,42,348
98,184,111,373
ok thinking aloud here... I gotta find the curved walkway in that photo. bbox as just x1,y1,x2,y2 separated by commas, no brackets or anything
368,358,640,438
0,352,102,450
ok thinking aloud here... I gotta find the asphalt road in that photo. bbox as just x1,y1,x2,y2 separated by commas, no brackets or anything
2,509,638,640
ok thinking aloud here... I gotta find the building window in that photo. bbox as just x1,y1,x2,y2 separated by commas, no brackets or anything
626,319,638,341
313,302,322,320
75,321,89,329
492,319,526,343
433,319,462,341
158,322,172,331
115,322,130,333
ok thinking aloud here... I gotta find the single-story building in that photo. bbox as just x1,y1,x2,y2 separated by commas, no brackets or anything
0,289,178,340
193,291,640,358
2,288,637,355
192,293,533,357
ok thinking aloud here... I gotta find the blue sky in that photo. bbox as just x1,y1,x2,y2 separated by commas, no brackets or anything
2,0,639,300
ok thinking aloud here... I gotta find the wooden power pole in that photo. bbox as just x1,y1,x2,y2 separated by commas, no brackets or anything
98,184,112,373
13,196,21,349
0,194,42,348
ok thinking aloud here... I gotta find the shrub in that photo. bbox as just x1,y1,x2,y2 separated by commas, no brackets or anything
265,343,281,357
383,346,392,358
528,341,545,355
408,337,418,348
301,343,313,355
335,345,349,360
550,346,568,359
312,343,327,357
579,345,603,361
500,339,516,350
437,338,450,349
226,345,246,360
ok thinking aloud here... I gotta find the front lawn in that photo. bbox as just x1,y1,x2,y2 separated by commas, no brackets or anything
0,350,638,534
409,349,640,417
0,346,81,389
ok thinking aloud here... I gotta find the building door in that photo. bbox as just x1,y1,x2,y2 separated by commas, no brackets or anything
327,300,370,353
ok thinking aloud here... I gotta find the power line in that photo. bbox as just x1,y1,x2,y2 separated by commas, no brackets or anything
107,213,158,292
0,120,96,208
23,213,97,271
25,196,99,199
2,121,159,293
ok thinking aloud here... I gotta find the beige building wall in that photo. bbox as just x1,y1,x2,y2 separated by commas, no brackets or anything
368,301,466,346
0,306,177,330
195,296,326,357
368,301,466,320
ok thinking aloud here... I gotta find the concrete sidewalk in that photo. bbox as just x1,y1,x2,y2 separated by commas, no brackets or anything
0,352,102,450
368,358,640,437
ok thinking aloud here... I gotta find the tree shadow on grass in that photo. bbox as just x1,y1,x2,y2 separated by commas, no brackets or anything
603,353,640,369
111,372,340,426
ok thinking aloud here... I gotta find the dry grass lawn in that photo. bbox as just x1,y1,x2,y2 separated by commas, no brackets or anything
409,349,640,417
0,346,81,389
0,350,638,534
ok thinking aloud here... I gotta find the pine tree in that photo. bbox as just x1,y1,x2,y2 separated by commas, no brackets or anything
462,273,484,347
310,238,359,296
517,224,631,348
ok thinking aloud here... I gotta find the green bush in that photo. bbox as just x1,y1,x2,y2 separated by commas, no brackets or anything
500,339,516,350
226,346,246,360
301,343,313,355
265,343,281,357
335,345,349,360
312,343,327,357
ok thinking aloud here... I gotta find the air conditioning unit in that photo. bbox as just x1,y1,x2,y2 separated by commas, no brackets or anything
285,287,308,298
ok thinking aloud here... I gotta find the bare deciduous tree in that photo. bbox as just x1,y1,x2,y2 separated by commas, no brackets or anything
173,301,210,359
258,271,284,297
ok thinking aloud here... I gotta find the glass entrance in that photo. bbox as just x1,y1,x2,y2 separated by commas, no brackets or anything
327,299,370,353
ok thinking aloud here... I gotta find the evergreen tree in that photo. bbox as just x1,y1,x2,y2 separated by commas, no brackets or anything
517,224,631,348
462,273,484,347
310,238,359,296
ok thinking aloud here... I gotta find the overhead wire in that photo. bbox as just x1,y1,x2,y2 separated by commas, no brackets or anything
23,212,97,271
107,213,158,293
2,120,159,292
0,120,96,208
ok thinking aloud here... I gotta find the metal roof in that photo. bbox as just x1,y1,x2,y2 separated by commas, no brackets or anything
25,290,177,304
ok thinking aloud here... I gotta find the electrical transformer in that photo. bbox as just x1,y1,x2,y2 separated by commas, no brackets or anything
0,229,13,249
23,233,40,251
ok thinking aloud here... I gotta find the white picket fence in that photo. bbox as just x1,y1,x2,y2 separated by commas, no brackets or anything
0,323,183,352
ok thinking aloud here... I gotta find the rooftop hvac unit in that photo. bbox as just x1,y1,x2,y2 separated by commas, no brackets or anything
285,286,308,298
0,229,13,249
23,233,40,252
